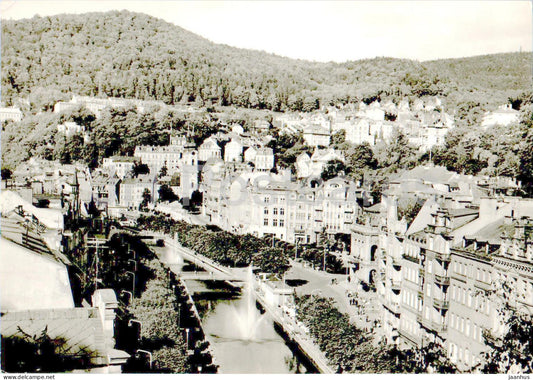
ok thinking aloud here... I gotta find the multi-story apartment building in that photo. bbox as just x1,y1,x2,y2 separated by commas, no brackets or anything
253,147,275,171
0,107,23,122
303,125,330,147
119,174,158,209
227,176,362,244
351,193,533,370
224,138,244,163
133,135,188,175
201,167,364,244
102,156,137,179
200,158,226,224
198,137,222,162
89,170,120,211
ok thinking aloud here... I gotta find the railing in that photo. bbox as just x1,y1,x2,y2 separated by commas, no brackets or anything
402,254,420,264
391,257,402,268
433,298,449,310
430,320,447,332
385,301,401,315
434,274,450,286
434,251,451,262
254,291,334,374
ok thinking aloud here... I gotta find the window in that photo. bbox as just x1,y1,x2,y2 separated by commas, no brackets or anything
273,219,278,227
264,207,269,215
273,208,278,215
264,218,268,226
451,313,456,329
428,261,433,274
280,219,284,227
280,208,285,215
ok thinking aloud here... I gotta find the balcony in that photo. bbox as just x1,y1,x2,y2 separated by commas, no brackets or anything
391,257,402,268
402,254,420,264
431,320,448,333
434,251,451,262
391,280,401,291
434,274,450,286
433,298,449,310
426,224,451,235
385,301,401,315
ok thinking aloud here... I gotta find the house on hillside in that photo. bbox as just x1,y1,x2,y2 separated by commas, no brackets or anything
303,125,330,147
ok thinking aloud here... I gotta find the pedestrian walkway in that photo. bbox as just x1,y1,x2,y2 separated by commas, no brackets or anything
286,259,381,335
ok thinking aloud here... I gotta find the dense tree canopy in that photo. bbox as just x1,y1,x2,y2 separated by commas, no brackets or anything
2,11,530,115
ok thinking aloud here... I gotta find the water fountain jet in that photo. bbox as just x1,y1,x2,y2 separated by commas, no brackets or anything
230,265,266,341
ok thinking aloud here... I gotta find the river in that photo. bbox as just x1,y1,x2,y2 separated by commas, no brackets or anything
187,279,316,374
156,244,317,374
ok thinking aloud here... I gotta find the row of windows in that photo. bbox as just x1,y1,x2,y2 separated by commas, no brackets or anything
262,196,286,203
403,266,420,285
263,218,285,227
453,261,491,283
402,290,422,311
450,285,490,314
449,312,484,343
264,207,285,215
448,343,480,368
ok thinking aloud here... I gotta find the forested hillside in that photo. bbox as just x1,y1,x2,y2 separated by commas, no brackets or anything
2,11,531,112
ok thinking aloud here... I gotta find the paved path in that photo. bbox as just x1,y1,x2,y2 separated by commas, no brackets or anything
285,260,381,331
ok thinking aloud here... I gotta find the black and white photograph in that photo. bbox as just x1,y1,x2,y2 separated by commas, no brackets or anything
0,0,532,375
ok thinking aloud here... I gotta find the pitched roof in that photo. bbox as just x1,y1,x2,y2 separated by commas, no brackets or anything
0,237,74,312
303,125,329,135
1,308,106,357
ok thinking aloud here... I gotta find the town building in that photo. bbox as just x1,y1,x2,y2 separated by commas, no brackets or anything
224,138,244,163
198,136,221,162
481,104,520,129
0,106,23,122
303,125,330,147
253,147,275,171
296,148,345,179
118,174,158,209
102,156,137,179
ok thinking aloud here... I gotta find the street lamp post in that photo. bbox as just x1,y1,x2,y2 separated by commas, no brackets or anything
323,244,328,272
136,349,153,370
126,271,135,297
128,259,137,271
120,289,133,304
128,319,143,339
